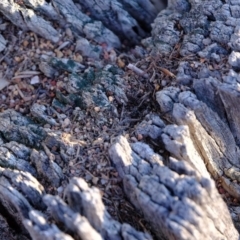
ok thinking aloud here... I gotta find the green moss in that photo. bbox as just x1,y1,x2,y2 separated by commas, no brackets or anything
50,57,84,73
56,91,72,105
52,98,69,112
70,73,92,90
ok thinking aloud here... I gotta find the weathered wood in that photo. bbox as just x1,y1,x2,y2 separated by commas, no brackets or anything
0,0,165,47
0,108,154,238
1,0,240,239
0,167,45,238
64,177,152,240
0,159,150,240
109,135,238,240
24,210,74,240
156,87,240,199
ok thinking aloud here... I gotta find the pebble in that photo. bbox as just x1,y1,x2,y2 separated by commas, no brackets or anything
93,137,104,145
101,178,108,185
30,75,40,85
74,53,83,63
1,95,6,100
44,124,51,128
65,28,73,38
14,56,21,62
62,118,71,128
161,80,167,87
57,186,63,194
55,49,63,58
23,40,29,47
108,96,114,102
130,137,138,142
74,127,81,133
59,114,67,119
137,133,143,140
92,177,99,185
104,142,109,150
36,49,41,54
65,49,72,56
94,106,100,112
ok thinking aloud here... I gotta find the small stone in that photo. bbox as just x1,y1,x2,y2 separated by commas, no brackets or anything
30,75,40,85
59,114,67,119
31,65,37,71
100,178,108,185
1,95,6,100
109,49,117,62
23,40,29,47
117,58,125,68
57,186,63,194
108,96,114,102
92,177,99,185
62,118,71,128
93,138,104,145
65,49,72,56
44,124,51,128
104,142,109,150
229,51,240,69
36,49,41,54
14,56,21,62
65,28,73,38
137,133,143,141
161,80,167,87
94,107,100,112
74,127,81,133
130,137,138,142
74,53,83,63
55,49,64,58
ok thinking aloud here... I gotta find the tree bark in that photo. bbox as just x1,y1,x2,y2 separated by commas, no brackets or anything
0,0,240,239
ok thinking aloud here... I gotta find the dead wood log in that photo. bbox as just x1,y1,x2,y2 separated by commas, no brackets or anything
0,164,151,240
0,108,152,239
0,0,166,47
1,0,240,239
109,135,238,240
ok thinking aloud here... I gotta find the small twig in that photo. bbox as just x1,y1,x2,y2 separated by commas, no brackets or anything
149,69,156,82
157,66,176,78
15,84,32,101
71,145,80,162
73,159,85,167
33,32,39,47
16,70,41,75
119,118,141,125
41,142,55,161
127,63,149,78
120,105,125,122
138,219,148,233
136,92,151,109
0,49,10,63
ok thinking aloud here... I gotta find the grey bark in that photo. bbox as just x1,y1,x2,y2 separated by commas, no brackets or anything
0,156,151,240
109,135,238,240
0,0,165,48
0,106,152,239
1,0,240,239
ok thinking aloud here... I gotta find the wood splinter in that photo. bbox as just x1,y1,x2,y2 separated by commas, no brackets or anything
127,63,149,78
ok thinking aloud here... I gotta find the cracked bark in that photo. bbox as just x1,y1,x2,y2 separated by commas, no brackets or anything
1,0,240,239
